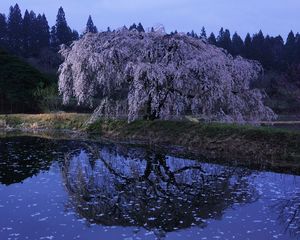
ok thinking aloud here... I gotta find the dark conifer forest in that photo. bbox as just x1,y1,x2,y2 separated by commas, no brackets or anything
0,4,299,114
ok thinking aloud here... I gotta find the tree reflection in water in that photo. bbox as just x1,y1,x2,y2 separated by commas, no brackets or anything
62,143,258,238
0,136,58,185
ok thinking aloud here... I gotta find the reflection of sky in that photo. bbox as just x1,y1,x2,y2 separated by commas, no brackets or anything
0,147,300,239
0,0,299,38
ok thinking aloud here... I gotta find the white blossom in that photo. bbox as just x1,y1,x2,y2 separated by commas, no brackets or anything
58,29,276,123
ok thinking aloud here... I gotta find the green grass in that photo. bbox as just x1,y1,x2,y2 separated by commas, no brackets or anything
87,119,300,167
87,118,299,140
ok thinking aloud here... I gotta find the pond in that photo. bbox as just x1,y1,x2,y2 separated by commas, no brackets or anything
0,136,299,240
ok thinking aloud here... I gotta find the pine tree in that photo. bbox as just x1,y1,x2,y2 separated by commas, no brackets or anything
52,7,73,47
0,14,7,48
187,30,198,38
263,35,284,69
295,33,300,63
231,32,244,56
200,27,207,39
217,28,232,52
224,29,232,51
28,11,38,55
190,30,197,38
217,27,224,45
286,31,296,46
129,23,137,31
137,23,145,33
32,14,50,53
85,15,98,34
22,10,32,56
7,4,23,54
39,14,50,48
285,31,296,63
208,32,217,45
251,30,266,63
243,33,252,58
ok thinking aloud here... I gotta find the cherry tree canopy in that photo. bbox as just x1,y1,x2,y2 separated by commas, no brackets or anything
58,29,276,122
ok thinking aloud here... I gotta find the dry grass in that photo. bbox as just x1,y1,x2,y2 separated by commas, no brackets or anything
0,113,91,130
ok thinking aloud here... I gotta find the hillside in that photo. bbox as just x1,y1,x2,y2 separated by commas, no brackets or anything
0,49,52,113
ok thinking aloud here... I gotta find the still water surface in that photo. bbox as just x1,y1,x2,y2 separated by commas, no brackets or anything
0,136,299,240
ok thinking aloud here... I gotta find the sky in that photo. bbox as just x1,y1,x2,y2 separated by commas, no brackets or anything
0,0,299,39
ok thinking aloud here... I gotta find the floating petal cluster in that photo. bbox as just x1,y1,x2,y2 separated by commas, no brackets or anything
58,29,276,122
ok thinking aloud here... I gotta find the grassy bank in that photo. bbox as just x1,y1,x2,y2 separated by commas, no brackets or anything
0,113,90,130
1,113,300,173
87,119,300,171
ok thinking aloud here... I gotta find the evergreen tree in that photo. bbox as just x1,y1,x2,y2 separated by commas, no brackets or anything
243,33,252,58
223,29,232,51
7,4,23,54
28,11,39,55
251,30,266,63
286,31,296,46
200,26,207,39
285,31,296,63
188,30,197,38
129,23,137,31
22,10,32,56
52,7,73,47
137,23,145,32
107,27,111,32
263,35,274,68
208,32,217,45
260,35,284,69
231,32,244,56
39,14,50,48
216,27,224,45
191,30,198,38
0,14,7,48
191,30,196,38
85,15,98,34
295,33,300,63
217,28,232,52
29,13,50,54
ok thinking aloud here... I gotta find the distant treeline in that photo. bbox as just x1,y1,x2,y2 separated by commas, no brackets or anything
0,4,79,57
0,3,299,71
0,4,299,65
183,28,299,72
